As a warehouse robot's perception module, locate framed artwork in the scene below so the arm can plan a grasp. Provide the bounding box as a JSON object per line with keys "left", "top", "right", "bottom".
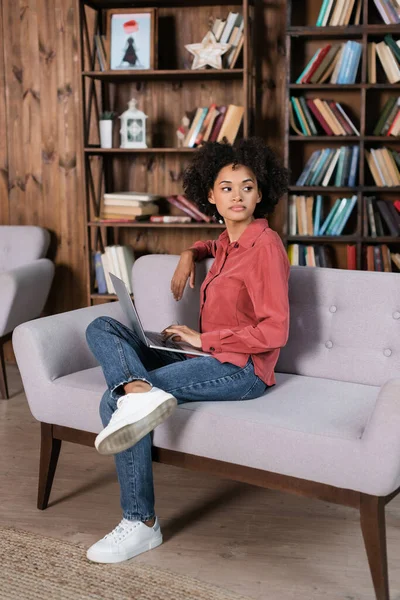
{"left": 106, "top": 8, "right": 157, "bottom": 70}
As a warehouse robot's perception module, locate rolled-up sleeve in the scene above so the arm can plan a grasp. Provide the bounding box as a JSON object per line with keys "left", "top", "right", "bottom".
{"left": 200, "top": 242, "right": 290, "bottom": 354}
{"left": 190, "top": 240, "right": 218, "bottom": 261}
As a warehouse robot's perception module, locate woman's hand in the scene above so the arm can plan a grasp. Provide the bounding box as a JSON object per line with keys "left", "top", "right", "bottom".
{"left": 170, "top": 250, "right": 196, "bottom": 301}
{"left": 162, "top": 325, "right": 202, "bottom": 349}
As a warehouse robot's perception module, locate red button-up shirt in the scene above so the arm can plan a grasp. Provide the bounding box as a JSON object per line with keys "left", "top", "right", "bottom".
{"left": 190, "top": 218, "right": 290, "bottom": 386}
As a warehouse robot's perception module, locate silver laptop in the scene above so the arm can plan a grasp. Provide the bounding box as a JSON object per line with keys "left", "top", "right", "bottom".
{"left": 109, "top": 273, "right": 209, "bottom": 357}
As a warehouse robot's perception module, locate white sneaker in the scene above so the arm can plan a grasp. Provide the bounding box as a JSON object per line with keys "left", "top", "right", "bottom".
{"left": 86, "top": 517, "right": 163, "bottom": 564}
{"left": 95, "top": 387, "right": 177, "bottom": 455}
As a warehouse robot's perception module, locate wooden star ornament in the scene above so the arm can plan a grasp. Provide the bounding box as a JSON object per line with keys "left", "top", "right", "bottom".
{"left": 185, "top": 31, "right": 231, "bottom": 70}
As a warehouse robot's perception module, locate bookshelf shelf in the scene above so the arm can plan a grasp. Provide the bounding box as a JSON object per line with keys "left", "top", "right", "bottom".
{"left": 288, "top": 186, "right": 359, "bottom": 192}
{"left": 285, "top": 235, "right": 360, "bottom": 242}
{"left": 287, "top": 25, "right": 400, "bottom": 37}
{"left": 84, "top": 147, "right": 197, "bottom": 154}
{"left": 88, "top": 221, "right": 225, "bottom": 228}
{"left": 83, "top": 69, "right": 245, "bottom": 81}
{"left": 285, "top": 0, "right": 400, "bottom": 272}
{"left": 78, "top": 0, "right": 256, "bottom": 302}
{"left": 289, "top": 136, "right": 360, "bottom": 142}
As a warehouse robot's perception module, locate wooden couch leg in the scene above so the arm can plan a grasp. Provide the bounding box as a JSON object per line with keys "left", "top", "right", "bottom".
{"left": 0, "top": 340, "right": 9, "bottom": 399}
{"left": 38, "top": 423, "right": 62, "bottom": 510}
{"left": 360, "top": 494, "right": 389, "bottom": 600}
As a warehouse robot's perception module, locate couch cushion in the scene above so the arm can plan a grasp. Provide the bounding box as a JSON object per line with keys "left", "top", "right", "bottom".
{"left": 51, "top": 367, "right": 385, "bottom": 494}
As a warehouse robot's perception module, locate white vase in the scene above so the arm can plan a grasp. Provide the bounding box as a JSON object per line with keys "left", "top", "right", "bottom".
{"left": 99, "top": 120, "right": 113, "bottom": 148}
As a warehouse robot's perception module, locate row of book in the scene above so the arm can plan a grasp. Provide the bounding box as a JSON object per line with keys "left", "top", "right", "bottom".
{"left": 178, "top": 104, "right": 244, "bottom": 147}
{"left": 368, "top": 37, "right": 400, "bottom": 83}
{"left": 372, "top": 0, "right": 400, "bottom": 25}
{"left": 373, "top": 97, "right": 400, "bottom": 136}
{"left": 290, "top": 97, "right": 359, "bottom": 137}
{"left": 366, "top": 245, "right": 400, "bottom": 271}
{"left": 212, "top": 12, "right": 244, "bottom": 68}
{"left": 94, "top": 245, "right": 135, "bottom": 294}
{"left": 364, "top": 196, "right": 400, "bottom": 236}
{"left": 287, "top": 243, "right": 343, "bottom": 267}
{"left": 315, "top": 0, "right": 399, "bottom": 26}
{"left": 316, "top": 0, "right": 362, "bottom": 26}
{"left": 296, "top": 146, "right": 359, "bottom": 187}
{"left": 296, "top": 41, "right": 362, "bottom": 85}
{"left": 287, "top": 243, "right": 400, "bottom": 272}
{"left": 289, "top": 194, "right": 357, "bottom": 236}
{"left": 365, "top": 147, "right": 400, "bottom": 186}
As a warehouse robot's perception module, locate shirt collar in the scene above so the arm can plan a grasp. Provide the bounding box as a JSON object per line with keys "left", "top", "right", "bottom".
{"left": 218, "top": 218, "right": 270, "bottom": 250}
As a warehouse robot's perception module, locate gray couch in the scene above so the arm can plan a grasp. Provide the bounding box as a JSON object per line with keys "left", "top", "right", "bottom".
{"left": 12, "top": 254, "right": 400, "bottom": 600}
{"left": 0, "top": 226, "right": 54, "bottom": 398}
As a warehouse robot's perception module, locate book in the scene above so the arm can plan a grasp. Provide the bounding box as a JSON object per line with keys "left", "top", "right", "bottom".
{"left": 104, "top": 192, "right": 161, "bottom": 202}
{"left": 219, "top": 12, "right": 241, "bottom": 45}
{"left": 373, "top": 97, "right": 397, "bottom": 135}
{"left": 202, "top": 106, "right": 221, "bottom": 142}
{"left": 102, "top": 203, "right": 159, "bottom": 217}
{"left": 298, "top": 97, "right": 318, "bottom": 135}
{"left": 319, "top": 199, "right": 341, "bottom": 235}
{"left": 94, "top": 34, "right": 106, "bottom": 71}
{"left": 186, "top": 107, "right": 209, "bottom": 147}
{"left": 333, "top": 195, "right": 357, "bottom": 235}
{"left": 209, "top": 106, "right": 228, "bottom": 141}
{"left": 296, "top": 150, "right": 322, "bottom": 186}
{"left": 194, "top": 103, "right": 217, "bottom": 145}
{"left": 321, "top": 148, "right": 341, "bottom": 186}
{"left": 175, "top": 194, "right": 212, "bottom": 222}
{"left": 347, "top": 244, "right": 357, "bottom": 269}
{"left": 376, "top": 199, "right": 400, "bottom": 235}
{"left": 149, "top": 215, "right": 192, "bottom": 223}
{"left": 167, "top": 195, "right": 203, "bottom": 221}
{"left": 368, "top": 42, "right": 377, "bottom": 84}
{"left": 306, "top": 99, "right": 333, "bottom": 135}
{"left": 94, "top": 251, "right": 107, "bottom": 294}
{"left": 115, "top": 246, "right": 135, "bottom": 293}
{"left": 216, "top": 104, "right": 244, "bottom": 144}
{"left": 302, "top": 44, "right": 332, "bottom": 84}
{"left": 291, "top": 97, "right": 311, "bottom": 135}
{"left": 100, "top": 252, "right": 115, "bottom": 294}
{"left": 313, "top": 195, "right": 323, "bottom": 235}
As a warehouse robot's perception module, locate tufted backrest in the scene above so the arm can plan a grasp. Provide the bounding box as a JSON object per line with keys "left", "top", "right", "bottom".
{"left": 0, "top": 226, "right": 50, "bottom": 272}
{"left": 132, "top": 255, "right": 400, "bottom": 388}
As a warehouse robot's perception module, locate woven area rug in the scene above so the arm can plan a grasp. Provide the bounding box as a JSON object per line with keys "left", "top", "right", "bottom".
{"left": 0, "top": 527, "right": 252, "bottom": 600}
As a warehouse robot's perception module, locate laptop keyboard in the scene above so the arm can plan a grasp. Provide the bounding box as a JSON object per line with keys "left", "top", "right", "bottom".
{"left": 146, "top": 331, "right": 182, "bottom": 350}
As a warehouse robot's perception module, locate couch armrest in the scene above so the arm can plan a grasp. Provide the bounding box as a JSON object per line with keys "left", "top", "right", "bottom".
{"left": 12, "top": 301, "right": 127, "bottom": 384}
{"left": 0, "top": 259, "right": 55, "bottom": 336}
{"left": 361, "top": 378, "right": 400, "bottom": 491}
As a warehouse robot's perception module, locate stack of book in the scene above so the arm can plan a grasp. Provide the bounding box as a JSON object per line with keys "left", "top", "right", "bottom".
{"left": 99, "top": 192, "right": 161, "bottom": 222}
{"left": 365, "top": 245, "right": 400, "bottom": 271}
{"left": 290, "top": 96, "right": 359, "bottom": 136}
{"left": 316, "top": 0, "right": 362, "bottom": 26}
{"left": 296, "top": 146, "right": 359, "bottom": 187}
{"left": 289, "top": 194, "right": 357, "bottom": 236}
{"left": 372, "top": 0, "right": 400, "bottom": 25}
{"left": 296, "top": 41, "right": 362, "bottom": 84}
{"left": 365, "top": 148, "right": 400, "bottom": 186}
{"left": 181, "top": 104, "right": 244, "bottom": 147}
{"left": 212, "top": 12, "right": 244, "bottom": 68}
{"left": 288, "top": 243, "right": 356, "bottom": 269}
{"left": 165, "top": 194, "right": 213, "bottom": 223}
{"left": 94, "top": 245, "right": 135, "bottom": 294}
{"left": 373, "top": 97, "right": 400, "bottom": 136}
{"left": 364, "top": 196, "right": 400, "bottom": 236}
{"left": 368, "top": 36, "right": 400, "bottom": 83}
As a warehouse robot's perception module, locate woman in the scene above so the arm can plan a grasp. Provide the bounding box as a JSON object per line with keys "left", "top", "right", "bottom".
{"left": 85, "top": 137, "right": 290, "bottom": 563}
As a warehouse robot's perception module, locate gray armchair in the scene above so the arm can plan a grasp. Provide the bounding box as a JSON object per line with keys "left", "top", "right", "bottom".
{"left": 0, "top": 226, "right": 54, "bottom": 398}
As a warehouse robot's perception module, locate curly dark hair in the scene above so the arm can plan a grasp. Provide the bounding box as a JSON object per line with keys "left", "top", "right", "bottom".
{"left": 182, "top": 137, "right": 289, "bottom": 219}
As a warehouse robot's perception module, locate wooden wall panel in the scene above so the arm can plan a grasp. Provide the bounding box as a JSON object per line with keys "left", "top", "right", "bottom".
{"left": 0, "top": 0, "right": 286, "bottom": 315}
{"left": 0, "top": 1, "right": 9, "bottom": 223}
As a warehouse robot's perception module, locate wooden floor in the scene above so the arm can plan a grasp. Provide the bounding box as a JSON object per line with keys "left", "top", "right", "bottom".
{"left": 2, "top": 365, "right": 400, "bottom": 600}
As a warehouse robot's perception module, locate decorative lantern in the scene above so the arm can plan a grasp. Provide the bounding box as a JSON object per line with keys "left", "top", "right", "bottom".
{"left": 119, "top": 98, "right": 148, "bottom": 148}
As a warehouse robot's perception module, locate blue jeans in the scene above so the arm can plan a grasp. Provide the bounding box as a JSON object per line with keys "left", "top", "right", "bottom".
{"left": 85, "top": 316, "right": 267, "bottom": 522}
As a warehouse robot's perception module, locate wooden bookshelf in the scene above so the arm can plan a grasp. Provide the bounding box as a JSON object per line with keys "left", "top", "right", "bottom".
{"left": 77, "top": 0, "right": 257, "bottom": 303}
{"left": 284, "top": 0, "right": 400, "bottom": 271}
